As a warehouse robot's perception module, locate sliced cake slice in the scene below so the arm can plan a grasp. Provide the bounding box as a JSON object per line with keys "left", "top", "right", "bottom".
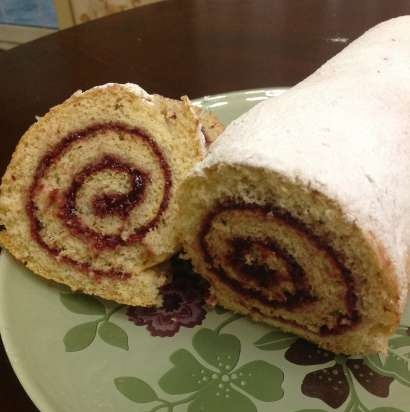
{"left": 0, "top": 83, "right": 224, "bottom": 306}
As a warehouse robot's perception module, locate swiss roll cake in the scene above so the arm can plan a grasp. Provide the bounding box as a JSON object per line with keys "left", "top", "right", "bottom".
{"left": 0, "top": 83, "right": 223, "bottom": 306}
{"left": 178, "top": 17, "right": 410, "bottom": 354}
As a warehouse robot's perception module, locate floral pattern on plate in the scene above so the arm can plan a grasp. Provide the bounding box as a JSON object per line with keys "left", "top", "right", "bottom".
{"left": 57, "top": 257, "right": 410, "bottom": 412}
{"left": 127, "top": 259, "right": 208, "bottom": 337}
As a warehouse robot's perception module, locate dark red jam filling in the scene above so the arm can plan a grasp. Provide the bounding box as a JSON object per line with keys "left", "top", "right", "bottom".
{"left": 199, "top": 201, "right": 360, "bottom": 335}
{"left": 89, "top": 158, "right": 146, "bottom": 218}
{"left": 61, "top": 154, "right": 150, "bottom": 249}
{"left": 227, "top": 237, "right": 315, "bottom": 308}
{"left": 27, "top": 122, "right": 172, "bottom": 278}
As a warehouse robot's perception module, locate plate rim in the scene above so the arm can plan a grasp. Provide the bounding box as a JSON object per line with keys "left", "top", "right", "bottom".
{"left": 0, "top": 250, "right": 59, "bottom": 412}
{"left": 191, "top": 86, "right": 288, "bottom": 105}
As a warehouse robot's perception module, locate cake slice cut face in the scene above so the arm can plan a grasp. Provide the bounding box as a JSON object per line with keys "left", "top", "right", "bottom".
{"left": 0, "top": 83, "right": 220, "bottom": 306}
{"left": 179, "top": 165, "right": 402, "bottom": 355}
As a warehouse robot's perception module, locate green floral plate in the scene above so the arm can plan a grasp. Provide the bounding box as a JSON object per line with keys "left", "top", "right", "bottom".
{"left": 1, "top": 89, "right": 409, "bottom": 412}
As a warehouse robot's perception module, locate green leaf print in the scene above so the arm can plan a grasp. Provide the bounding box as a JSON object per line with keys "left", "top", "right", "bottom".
{"left": 254, "top": 329, "right": 297, "bottom": 350}
{"left": 188, "top": 381, "right": 256, "bottom": 412}
{"left": 344, "top": 401, "right": 370, "bottom": 412}
{"left": 366, "top": 353, "right": 383, "bottom": 369}
{"left": 389, "top": 336, "right": 410, "bottom": 350}
{"left": 365, "top": 351, "right": 410, "bottom": 386}
{"left": 60, "top": 293, "right": 105, "bottom": 315}
{"left": 63, "top": 321, "right": 98, "bottom": 352}
{"left": 395, "top": 326, "right": 410, "bottom": 336}
{"left": 193, "top": 328, "right": 240, "bottom": 372}
{"left": 214, "top": 306, "right": 228, "bottom": 315}
{"left": 231, "top": 360, "right": 284, "bottom": 401}
{"left": 159, "top": 349, "right": 214, "bottom": 395}
{"left": 98, "top": 321, "right": 129, "bottom": 350}
{"left": 53, "top": 282, "right": 72, "bottom": 294}
{"left": 60, "top": 292, "right": 127, "bottom": 352}
{"left": 114, "top": 377, "right": 158, "bottom": 403}
{"left": 381, "top": 352, "right": 410, "bottom": 385}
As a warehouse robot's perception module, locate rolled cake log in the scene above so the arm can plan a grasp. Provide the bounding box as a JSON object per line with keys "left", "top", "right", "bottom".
{"left": 178, "top": 17, "right": 410, "bottom": 354}
{"left": 0, "top": 83, "right": 223, "bottom": 306}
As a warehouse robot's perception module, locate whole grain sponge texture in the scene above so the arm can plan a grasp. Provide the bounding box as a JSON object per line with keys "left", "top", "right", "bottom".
{"left": 0, "top": 83, "right": 223, "bottom": 306}
{"left": 178, "top": 17, "right": 410, "bottom": 354}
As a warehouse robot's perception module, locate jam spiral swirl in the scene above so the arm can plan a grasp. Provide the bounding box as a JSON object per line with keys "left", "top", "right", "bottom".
{"left": 27, "top": 122, "right": 172, "bottom": 278}
{"left": 199, "top": 202, "right": 360, "bottom": 335}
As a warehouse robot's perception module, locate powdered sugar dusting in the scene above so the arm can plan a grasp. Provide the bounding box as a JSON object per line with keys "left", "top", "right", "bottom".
{"left": 195, "top": 16, "right": 410, "bottom": 304}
